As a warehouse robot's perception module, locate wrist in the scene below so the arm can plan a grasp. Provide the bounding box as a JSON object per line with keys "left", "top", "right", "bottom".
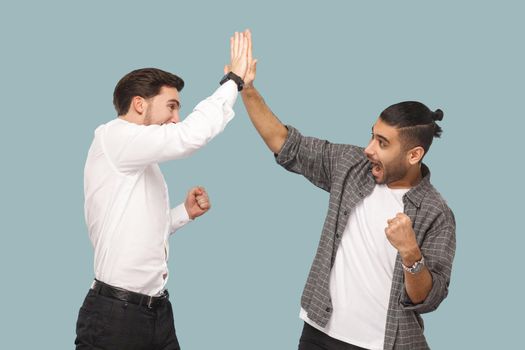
{"left": 184, "top": 203, "right": 195, "bottom": 220}
{"left": 400, "top": 246, "right": 422, "bottom": 267}
{"left": 241, "top": 83, "right": 255, "bottom": 95}
{"left": 220, "top": 72, "right": 244, "bottom": 91}
{"left": 402, "top": 254, "right": 425, "bottom": 275}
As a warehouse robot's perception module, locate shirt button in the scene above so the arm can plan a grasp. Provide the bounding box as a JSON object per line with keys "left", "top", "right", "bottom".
{"left": 335, "top": 233, "right": 340, "bottom": 239}
{"left": 343, "top": 210, "right": 348, "bottom": 216}
{"left": 325, "top": 307, "right": 332, "bottom": 312}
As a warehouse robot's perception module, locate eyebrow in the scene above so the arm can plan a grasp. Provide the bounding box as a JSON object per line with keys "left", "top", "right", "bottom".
{"left": 167, "top": 99, "right": 180, "bottom": 106}
{"left": 371, "top": 126, "right": 390, "bottom": 144}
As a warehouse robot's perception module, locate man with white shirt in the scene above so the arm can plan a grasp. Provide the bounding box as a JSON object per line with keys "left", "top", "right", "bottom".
{"left": 240, "top": 33, "right": 455, "bottom": 350}
{"left": 75, "top": 31, "right": 250, "bottom": 350}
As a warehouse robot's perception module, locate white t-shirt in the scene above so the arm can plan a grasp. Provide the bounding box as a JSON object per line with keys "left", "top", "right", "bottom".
{"left": 301, "top": 184, "right": 408, "bottom": 350}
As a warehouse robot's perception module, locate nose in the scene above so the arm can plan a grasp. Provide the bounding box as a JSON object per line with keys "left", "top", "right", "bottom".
{"left": 364, "top": 139, "right": 375, "bottom": 158}
{"left": 170, "top": 112, "right": 180, "bottom": 124}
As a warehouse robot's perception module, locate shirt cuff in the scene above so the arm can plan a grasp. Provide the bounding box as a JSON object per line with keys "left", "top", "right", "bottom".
{"left": 399, "top": 271, "right": 445, "bottom": 314}
{"left": 169, "top": 203, "right": 193, "bottom": 234}
{"left": 213, "top": 79, "right": 238, "bottom": 108}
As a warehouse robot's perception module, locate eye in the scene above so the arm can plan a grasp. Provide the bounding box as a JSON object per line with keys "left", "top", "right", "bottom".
{"left": 168, "top": 103, "right": 180, "bottom": 111}
{"left": 379, "top": 140, "right": 385, "bottom": 148}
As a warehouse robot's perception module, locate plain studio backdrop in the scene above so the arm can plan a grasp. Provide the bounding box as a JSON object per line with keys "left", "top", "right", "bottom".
{"left": 1, "top": 1, "right": 522, "bottom": 348}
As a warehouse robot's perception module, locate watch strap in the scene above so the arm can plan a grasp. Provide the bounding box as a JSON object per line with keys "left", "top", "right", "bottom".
{"left": 220, "top": 72, "right": 244, "bottom": 91}
{"left": 402, "top": 255, "right": 425, "bottom": 274}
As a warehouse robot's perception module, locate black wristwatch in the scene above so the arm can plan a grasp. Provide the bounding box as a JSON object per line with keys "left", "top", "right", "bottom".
{"left": 220, "top": 72, "right": 244, "bottom": 91}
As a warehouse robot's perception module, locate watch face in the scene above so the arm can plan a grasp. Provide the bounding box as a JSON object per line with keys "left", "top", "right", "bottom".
{"left": 412, "top": 262, "right": 423, "bottom": 273}
{"left": 403, "top": 256, "right": 424, "bottom": 274}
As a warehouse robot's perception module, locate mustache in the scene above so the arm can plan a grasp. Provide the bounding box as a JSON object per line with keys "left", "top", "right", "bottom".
{"left": 366, "top": 156, "right": 381, "bottom": 165}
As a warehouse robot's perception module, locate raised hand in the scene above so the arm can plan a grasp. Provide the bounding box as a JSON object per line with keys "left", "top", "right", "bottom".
{"left": 184, "top": 186, "right": 211, "bottom": 220}
{"left": 229, "top": 31, "right": 249, "bottom": 80}
{"left": 243, "top": 29, "right": 257, "bottom": 87}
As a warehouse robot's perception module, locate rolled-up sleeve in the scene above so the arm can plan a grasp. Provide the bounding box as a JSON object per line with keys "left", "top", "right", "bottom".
{"left": 400, "top": 222, "right": 456, "bottom": 313}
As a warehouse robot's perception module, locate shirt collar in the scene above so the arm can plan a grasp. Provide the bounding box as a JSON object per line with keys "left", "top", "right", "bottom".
{"left": 404, "top": 163, "right": 432, "bottom": 208}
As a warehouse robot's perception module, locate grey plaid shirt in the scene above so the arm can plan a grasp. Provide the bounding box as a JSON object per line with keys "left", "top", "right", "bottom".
{"left": 275, "top": 126, "right": 456, "bottom": 350}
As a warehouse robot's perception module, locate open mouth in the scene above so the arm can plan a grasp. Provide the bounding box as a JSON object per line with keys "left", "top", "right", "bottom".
{"left": 369, "top": 159, "right": 383, "bottom": 178}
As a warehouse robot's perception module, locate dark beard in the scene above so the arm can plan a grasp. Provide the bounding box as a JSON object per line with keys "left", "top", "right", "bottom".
{"left": 382, "top": 155, "right": 409, "bottom": 185}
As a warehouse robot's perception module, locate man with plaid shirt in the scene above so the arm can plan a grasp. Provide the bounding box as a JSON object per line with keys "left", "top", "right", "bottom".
{"left": 239, "top": 32, "right": 455, "bottom": 350}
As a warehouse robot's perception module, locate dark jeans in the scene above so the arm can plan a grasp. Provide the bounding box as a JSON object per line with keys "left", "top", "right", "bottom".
{"left": 298, "top": 322, "right": 368, "bottom": 350}
{"left": 75, "top": 288, "right": 180, "bottom": 350}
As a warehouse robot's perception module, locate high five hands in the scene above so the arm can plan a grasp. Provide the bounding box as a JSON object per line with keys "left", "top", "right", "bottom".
{"left": 225, "top": 29, "right": 257, "bottom": 87}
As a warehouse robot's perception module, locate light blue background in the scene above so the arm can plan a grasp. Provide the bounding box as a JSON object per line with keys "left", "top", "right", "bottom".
{"left": 1, "top": 0, "right": 523, "bottom": 348}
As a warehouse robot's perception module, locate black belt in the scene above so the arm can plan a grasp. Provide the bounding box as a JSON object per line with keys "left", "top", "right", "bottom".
{"left": 91, "top": 279, "right": 169, "bottom": 309}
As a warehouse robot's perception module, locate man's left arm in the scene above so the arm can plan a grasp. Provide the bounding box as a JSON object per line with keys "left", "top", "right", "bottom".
{"left": 386, "top": 212, "right": 456, "bottom": 313}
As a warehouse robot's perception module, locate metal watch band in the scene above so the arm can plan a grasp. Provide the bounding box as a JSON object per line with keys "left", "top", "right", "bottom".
{"left": 402, "top": 255, "right": 425, "bottom": 274}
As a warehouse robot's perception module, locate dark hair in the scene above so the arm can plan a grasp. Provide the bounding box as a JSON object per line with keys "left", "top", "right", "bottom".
{"left": 113, "top": 68, "right": 184, "bottom": 115}
{"left": 379, "top": 101, "right": 443, "bottom": 154}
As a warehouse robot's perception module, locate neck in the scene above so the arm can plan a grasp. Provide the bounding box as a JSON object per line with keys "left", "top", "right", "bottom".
{"left": 119, "top": 113, "right": 145, "bottom": 125}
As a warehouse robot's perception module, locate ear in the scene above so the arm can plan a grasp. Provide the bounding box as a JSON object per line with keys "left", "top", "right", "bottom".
{"left": 407, "top": 146, "right": 425, "bottom": 165}
{"left": 131, "top": 96, "right": 147, "bottom": 115}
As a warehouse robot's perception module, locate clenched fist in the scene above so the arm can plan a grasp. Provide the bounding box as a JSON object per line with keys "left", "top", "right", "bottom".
{"left": 184, "top": 186, "right": 211, "bottom": 220}
{"left": 385, "top": 213, "right": 421, "bottom": 266}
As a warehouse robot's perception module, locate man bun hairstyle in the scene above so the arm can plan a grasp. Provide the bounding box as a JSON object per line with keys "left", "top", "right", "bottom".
{"left": 433, "top": 108, "right": 444, "bottom": 122}
{"left": 380, "top": 101, "right": 444, "bottom": 154}
{"left": 113, "top": 68, "right": 185, "bottom": 116}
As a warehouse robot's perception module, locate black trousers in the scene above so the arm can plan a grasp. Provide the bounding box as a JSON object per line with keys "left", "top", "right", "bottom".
{"left": 298, "top": 322, "right": 368, "bottom": 350}
{"left": 75, "top": 288, "right": 180, "bottom": 350}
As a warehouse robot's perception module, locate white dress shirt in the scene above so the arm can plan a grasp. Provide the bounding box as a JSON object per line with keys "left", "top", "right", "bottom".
{"left": 84, "top": 80, "right": 238, "bottom": 296}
